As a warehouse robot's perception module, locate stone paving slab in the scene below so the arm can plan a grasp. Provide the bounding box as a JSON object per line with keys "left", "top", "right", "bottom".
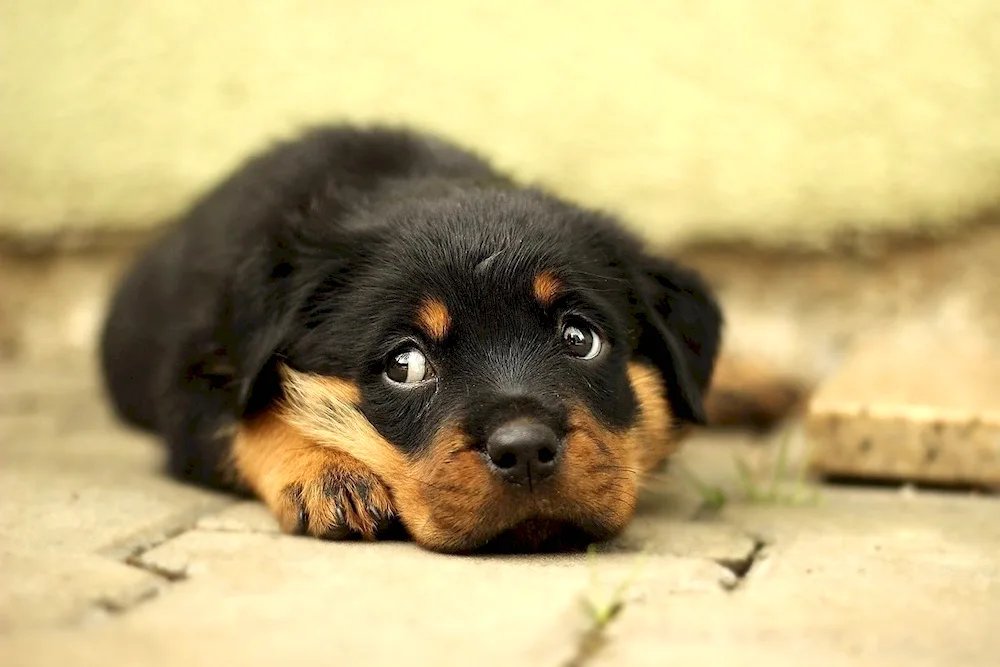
{"left": 596, "top": 489, "right": 1000, "bottom": 667}
{"left": 0, "top": 464, "right": 230, "bottom": 558}
{"left": 0, "top": 364, "right": 232, "bottom": 633}
{"left": 0, "top": 530, "right": 741, "bottom": 667}
{"left": 0, "top": 552, "right": 159, "bottom": 632}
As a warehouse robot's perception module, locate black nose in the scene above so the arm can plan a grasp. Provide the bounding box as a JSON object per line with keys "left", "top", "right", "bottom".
{"left": 485, "top": 421, "right": 561, "bottom": 488}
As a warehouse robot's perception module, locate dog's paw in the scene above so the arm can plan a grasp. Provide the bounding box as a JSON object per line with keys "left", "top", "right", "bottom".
{"left": 271, "top": 450, "right": 395, "bottom": 540}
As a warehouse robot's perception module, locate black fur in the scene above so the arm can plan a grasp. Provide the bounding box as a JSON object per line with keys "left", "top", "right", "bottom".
{"left": 99, "top": 125, "right": 722, "bottom": 490}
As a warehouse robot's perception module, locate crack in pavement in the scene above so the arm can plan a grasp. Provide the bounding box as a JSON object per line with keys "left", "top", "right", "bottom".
{"left": 714, "top": 535, "right": 768, "bottom": 591}
{"left": 561, "top": 621, "right": 616, "bottom": 667}
{"left": 90, "top": 530, "right": 191, "bottom": 617}
{"left": 560, "top": 599, "right": 627, "bottom": 667}
{"left": 86, "top": 506, "right": 229, "bottom": 618}
{"left": 99, "top": 500, "right": 234, "bottom": 561}
{"left": 559, "top": 530, "right": 771, "bottom": 665}
{"left": 123, "top": 552, "right": 188, "bottom": 583}
{"left": 92, "top": 585, "right": 161, "bottom": 616}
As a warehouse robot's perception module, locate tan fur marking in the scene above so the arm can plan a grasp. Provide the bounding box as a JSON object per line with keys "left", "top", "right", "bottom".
{"left": 276, "top": 367, "right": 408, "bottom": 482}
{"left": 276, "top": 367, "right": 498, "bottom": 551}
{"left": 416, "top": 298, "right": 451, "bottom": 342}
{"left": 532, "top": 271, "right": 563, "bottom": 307}
{"left": 626, "top": 361, "right": 678, "bottom": 472}
{"left": 233, "top": 386, "right": 393, "bottom": 539}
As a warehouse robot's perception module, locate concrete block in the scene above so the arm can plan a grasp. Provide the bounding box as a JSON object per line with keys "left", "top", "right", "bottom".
{"left": 805, "top": 325, "right": 1000, "bottom": 487}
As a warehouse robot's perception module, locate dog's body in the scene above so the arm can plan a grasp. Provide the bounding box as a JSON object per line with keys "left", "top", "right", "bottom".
{"left": 100, "top": 125, "right": 783, "bottom": 552}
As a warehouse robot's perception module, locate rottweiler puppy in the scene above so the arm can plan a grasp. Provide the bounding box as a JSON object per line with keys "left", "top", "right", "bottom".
{"left": 99, "top": 125, "right": 735, "bottom": 553}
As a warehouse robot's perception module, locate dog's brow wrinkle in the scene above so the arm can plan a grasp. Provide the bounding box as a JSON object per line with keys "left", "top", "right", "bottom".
{"left": 473, "top": 249, "right": 505, "bottom": 275}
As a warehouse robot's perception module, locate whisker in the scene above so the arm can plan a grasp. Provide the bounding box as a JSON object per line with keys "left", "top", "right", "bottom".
{"left": 589, "top": 464, "right": 644, "bottom": 476}
{"left": 391, "top": 469, "right": 462, "bottom": 495}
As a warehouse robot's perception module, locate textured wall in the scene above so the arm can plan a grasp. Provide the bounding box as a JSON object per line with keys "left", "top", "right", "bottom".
{"left": 2, "top": 0, "right": 999, "bottom": 247}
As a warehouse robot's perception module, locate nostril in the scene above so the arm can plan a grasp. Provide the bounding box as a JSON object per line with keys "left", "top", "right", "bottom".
{"left": 495, "top": 451, "right": 518, "bottom": 470}
{"left": 536, "top": 447, "right": 555, "bottom": 465}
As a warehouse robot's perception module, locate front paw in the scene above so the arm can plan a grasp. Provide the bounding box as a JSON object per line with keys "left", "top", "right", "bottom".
{"left": 272, "top": 451, "right": 395, "bottom": 540}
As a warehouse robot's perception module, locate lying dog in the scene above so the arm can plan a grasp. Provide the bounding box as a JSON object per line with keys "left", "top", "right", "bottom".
{"left": 100, "top": 125, "right": 794, "bottom": 553}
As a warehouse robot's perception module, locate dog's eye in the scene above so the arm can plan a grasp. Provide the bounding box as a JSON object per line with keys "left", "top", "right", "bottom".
{"left": 561, "top": 321, "right": 602, "bottom": 360}
{"left": 385, "top": 347, "right": 435, "bottom": 385}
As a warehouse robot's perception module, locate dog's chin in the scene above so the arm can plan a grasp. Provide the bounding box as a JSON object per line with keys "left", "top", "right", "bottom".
{"left": 472, "top": 518, "right": 611, "bottom": 554}
{"left": 399, "top": 507, "right": 630, "bottom": 554}
{"left": 424, "top": 505, "right": 629, "bottom": 554}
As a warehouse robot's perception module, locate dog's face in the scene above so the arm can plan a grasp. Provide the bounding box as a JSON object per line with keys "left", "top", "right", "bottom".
{"left": 245, "top": 188, "right": 721, "bottom": 552}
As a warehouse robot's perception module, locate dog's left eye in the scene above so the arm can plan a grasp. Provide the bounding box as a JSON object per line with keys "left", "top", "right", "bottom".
{"left": 562, "top": 321, "right": 602, "bottom": 360}
{"left": 385, "top": 347, "right": 435, "bottom": 385}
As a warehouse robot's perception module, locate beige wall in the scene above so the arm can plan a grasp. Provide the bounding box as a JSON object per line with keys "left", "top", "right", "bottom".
{"left": 2, "top": 0, "right": 1000, "bottom": 247}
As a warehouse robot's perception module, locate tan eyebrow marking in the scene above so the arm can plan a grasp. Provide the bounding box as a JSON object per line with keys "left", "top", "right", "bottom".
{"left": 533, "top": 271, "right": 563, "bottom": 307}
{"left": 416, "top": 297, "right": 451, "bottom": 342}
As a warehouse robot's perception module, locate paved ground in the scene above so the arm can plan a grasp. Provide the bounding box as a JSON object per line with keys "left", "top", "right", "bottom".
{"left": 1, "top": 361, "right": 997, "bottom": 667}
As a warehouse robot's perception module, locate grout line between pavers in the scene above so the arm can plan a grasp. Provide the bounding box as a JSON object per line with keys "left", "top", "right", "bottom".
{"left": 89, "top": 531, "right": 192, "bottom": 618}
{"left": 92, "top": 585, "right": 161, "bottom": 617}
{"left": 559, "top": 526, "right": 772, "bottom": 665}
{"left": 714, "top": 534, "right": 768, "bottom": 592}
{"left": 88, "top": 501, "right": 234, "bottom": 618}
{"left": 558, "top": 544, "right": 653, "bottom": 667}
{"left": 98, "top": 500, "right": 235, "bottom": 561}
{"left": 559, "top": 597, "right": 627, "bottom": 667}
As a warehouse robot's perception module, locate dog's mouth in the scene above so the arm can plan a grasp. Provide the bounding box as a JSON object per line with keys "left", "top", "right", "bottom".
{"left": 404, "top": 501, "right": 626, "bottom": 554}
{"left": 383, "top": 487, "right": 629, "bottom": 553}
{"left": 471, "top": 518, "right": 603, "bottom": 554}
{"left": 377, "top": 515, "right": 603, "bottom": 554}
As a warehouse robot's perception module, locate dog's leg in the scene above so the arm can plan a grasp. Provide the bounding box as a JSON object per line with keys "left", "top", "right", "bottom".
{"left": 703, "top": 353, "right": 810, "bottom": 431}
{"left": 231, "top": 410, "right": 396, "bottom": 540}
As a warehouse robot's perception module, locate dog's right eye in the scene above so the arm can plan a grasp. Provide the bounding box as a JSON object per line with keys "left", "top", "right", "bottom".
{"left": 561, "top": 320, "right": 602, "bottom": 360}
{"left": 385, "top": 347, "right": 435, "bottom": 385}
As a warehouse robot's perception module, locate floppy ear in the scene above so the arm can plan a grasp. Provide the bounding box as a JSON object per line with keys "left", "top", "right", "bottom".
{"left": 228, "top": 249, "right": 315, "bottom": 416}
{"left": 228, "top": 227, "right": 373, "bottom": 417}
{"left": 629, "top": 254, "right": 723, "bottom": 426}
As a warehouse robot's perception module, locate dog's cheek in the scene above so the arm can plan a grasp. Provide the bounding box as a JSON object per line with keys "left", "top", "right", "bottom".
{"left": 559, "top": 407, "right": 642, "bottom": 538}
{"left": 559, "top": 360, "right": 679, "bottom": 538}
{"left": 626, "top": 361, "right": 679, "bottom": 472}
{"left": 394, "top": 425, "right": 506, "bottom": 553}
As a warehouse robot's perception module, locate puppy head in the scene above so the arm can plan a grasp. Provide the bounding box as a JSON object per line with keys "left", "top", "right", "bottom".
{"left": 252, "top": 188, "right": 722, "bottom": 552}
